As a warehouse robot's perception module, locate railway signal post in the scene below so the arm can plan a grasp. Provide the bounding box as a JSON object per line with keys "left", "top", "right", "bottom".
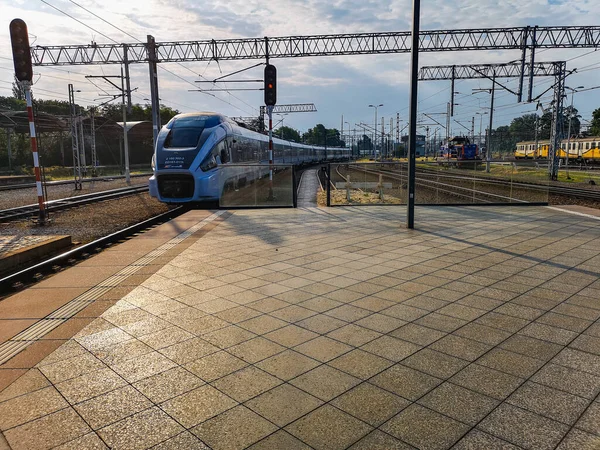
{"left": 10, "top": 18, "right": 47, "bottom": 224}
{"left": 264, "top": 64, "right": 277, "bottom": 201}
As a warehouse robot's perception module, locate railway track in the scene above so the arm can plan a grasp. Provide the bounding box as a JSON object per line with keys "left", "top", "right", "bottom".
{"left": 0, "top": 173, "right": 152, "bottom": 191}
{"left": 344, "top": 165, "right": 526, "bottom": 204}
{"left": 414, "top": 166, "right": 600, "bottom": 201}
{"left": 0, "top": 205, "right": 187, "bottom": 294}
{"left": 0, "top": 184, "right": 149, "bottom": 222}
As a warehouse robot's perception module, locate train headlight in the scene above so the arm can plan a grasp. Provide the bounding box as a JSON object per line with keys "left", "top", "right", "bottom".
{"left": 151, "top": 154, "right": 156, "bottom": 171}
{"left": 200, "top": 154, "right": 217, "bottom": 172}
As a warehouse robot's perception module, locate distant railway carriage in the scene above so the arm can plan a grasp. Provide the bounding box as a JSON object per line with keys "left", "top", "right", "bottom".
{"left": 515, "top": 141, "right": 550, "bottom": 159}
{"left": 149, "top": 112, "right": 350, "bottom": 204}
{"left": 439, "top": 136, "right": 479, "bottom": 161}
{"left": 515, "top": 137, "right": 600, "bottom": 162}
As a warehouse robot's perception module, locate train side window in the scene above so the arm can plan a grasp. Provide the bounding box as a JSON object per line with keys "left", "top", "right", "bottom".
{"left": 593, "top": 142, "right": 597, "bottom": 149}
{"left": 220, "top": 141, "right": 231, "bottom": 163}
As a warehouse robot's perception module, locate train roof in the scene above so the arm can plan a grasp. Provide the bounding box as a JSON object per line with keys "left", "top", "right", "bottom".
{"left": 516, "top": 136, "right": 600, "bottom": 145}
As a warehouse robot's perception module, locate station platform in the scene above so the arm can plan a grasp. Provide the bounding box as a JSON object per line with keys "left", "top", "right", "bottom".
{"left": 1, "top": 204, "right": 600, "bottom": 450}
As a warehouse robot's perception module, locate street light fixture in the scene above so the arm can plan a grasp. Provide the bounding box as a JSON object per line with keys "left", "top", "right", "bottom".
{"left": 475, "top": 111, "right": 488, "bottom": 148}
{"left": 369, "top": 104, "right": 383, "bottom": 159}
{"left": 344, "top": 121, "right": 355, "bottom": 158}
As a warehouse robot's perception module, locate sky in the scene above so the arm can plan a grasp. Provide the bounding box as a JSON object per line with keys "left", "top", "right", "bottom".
{"left": 1, "top": 0, "right": 600, "bottom": 141}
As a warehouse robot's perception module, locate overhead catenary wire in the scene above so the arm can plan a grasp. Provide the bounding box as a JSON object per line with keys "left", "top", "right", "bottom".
{"left": 64, "top": 0, "right": 258, "bottom": 115}
{"left": 36, "top": 0, "right": 258, "bottom": 116}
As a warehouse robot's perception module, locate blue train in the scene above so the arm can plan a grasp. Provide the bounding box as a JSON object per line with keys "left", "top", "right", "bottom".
{"left": 439, "top": 136, "right": 480, "bottom": 161}
{"left": 149, "top": 112, "right": 350, "bottom": 203}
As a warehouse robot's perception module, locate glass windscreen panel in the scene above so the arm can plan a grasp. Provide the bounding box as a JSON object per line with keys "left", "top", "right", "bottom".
{"left": 164, "top": 115, "right": 221, "bottom": 148}
{"left": 324, "top": 161, "right": 550, "bottom": 206}
{"left": 328, "top": 163, "right": 407, "bottom": 206}
{"left": 219, "top": 164, "right": 295, "bottom": 207}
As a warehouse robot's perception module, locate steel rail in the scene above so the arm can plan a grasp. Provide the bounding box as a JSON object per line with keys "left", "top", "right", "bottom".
{"left": 415, "top": 166, "right": 600, "bottom": 200}
{"left": 0, "top": 185, "right": 148, "bottom": 221}
{"left": 349, "top": 165, "right": 522, "bottom": 203}
{"left": 0, "top": 173, "right": 152, "bottom": 191}
{"left": 0, "top": 206, "right": 186, "bottom": 294}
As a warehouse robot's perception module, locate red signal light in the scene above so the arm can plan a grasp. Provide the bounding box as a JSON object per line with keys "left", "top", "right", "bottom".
{"left": 264, "top": 64, "right": 277, "bottom": 106}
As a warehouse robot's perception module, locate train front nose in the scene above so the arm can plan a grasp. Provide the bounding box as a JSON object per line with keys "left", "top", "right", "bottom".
{"left": 157, "top": 174, "right": 195, "bottom": 199}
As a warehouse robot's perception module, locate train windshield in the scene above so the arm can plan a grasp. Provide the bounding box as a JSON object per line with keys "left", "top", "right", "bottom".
{"left": 164, "top": 115, "right": 221, "bottom": 148}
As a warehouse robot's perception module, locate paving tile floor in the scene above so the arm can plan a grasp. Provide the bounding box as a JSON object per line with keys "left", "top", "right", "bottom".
{"left": 1, "top": 205, "right": 600, "bottom": 449}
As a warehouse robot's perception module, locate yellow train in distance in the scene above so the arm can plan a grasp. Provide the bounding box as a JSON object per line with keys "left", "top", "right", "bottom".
{"left": 515, "top": 136, "right": 600, "bottom": 161}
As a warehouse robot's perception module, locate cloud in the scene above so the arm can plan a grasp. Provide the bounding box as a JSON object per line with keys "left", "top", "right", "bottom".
{"left": 1, "top": 0, "right": 600, "bottom": 133}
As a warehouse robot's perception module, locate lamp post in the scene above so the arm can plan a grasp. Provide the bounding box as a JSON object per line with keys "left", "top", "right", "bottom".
{"left": 344, "top": 121, "right": 354, "bottom": 158}
{"left": 369, "top": 104, "right": 383, "bottom": 159}
{"left": 475, "top": 111, "right": 488, "bottom": 149}
{"left": 564, "top": 86, "right": 584, "bottom": 179}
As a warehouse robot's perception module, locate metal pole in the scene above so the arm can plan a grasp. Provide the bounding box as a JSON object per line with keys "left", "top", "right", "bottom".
{"left": 68, "top": 84, "right": 82, "bottom": 189}
{"left": 381, "top": 116, "right": 384, "bottom": 160}
{"left": 326, "top": 163, "right": 331, "bottom": 206}
{"left": 147, "top": 35, "right": 160, "bottom": 150}
{"left": 90, "top": 108, "right": 97, "bottom": 176}
{"left": 267, "top": 105, "right": 274, "bottom": 200}
{"left": 123, "top": 44, "right": 132, "bottom": 114}
{"left": 390, "top": 117, "right": 393, "bottom": 159}
{"left": 121, "top": 66, "right": 131, "bottom": 184}
{"left": 565, "top": 90, "right": 574, "bottom": 179}
{"left": 396, "top": 113, "right": 400, "bottom": 157}
{"left": 518, "top": 26, "right": 529, "bottom": 103}
{"left": 24, "top": 82, "right": 47, "bottom": 224}
{"left": 79, "top": 113, "right": 86, "bottom": 177}
{"left": 6, "top": 128, "right": 12, "bottom": 171}
{"left": 471, "top": 116, "right": 475, "bottom": 142}
{"left": 534, "top": 114, "right": 539, "bottom": 157}
{"left": 292, "top": 166, "right": 297, "bottom": 207}
{"left": 374, "top": 107, "right": 378, "bottom": 159}
{"left": 450, "top": 66, "right": 455, "bottom": 116}
{"left": 407, "top": 0, "right": 420, "bottom": 229}
{"left": 528, "top": 28, "right": 537, "bottom": 103}
{"left": 446, "top": 103, "right": 450, "bottom": 145}
{"left": 486, "top": 71, "right": 496, "bottom": 173}
{"left": 550, "top": 68, "right": 564, "bottom": 180}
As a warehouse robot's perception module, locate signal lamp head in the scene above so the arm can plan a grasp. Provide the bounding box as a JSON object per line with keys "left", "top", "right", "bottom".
{"left": 9, "top": 18, "right": 33, "bottom": 82}
{"left": 264, "top": 64, "right": 277, "bottom": 106}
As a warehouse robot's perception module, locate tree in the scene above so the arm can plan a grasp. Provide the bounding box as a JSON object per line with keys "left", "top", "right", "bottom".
{"left": 563, "top": 105, "right": 581, "bottom": 137}
{"left": 509, "top": 113, "right": 538, "bottom": 141}
{"left": 302, "top": 124, "right": 327, "bottom": 145}
{"left": 590, "top": 108, "right": 600, "bottom": 136}
{"left": 539, "top": 107, "right": 580, "bottom": 139}
{"left": 99, "top": 103, "right": 179, "bottom": 123}
{"left": 302, "top": 124, "right": 345, "bottom": 147}
{"left": 275, "top": 126, "right": 301, "bottom": 142}
{"left": 12, "top": 76, "right": 25, "bottom": 100}
{"left": 491, "top": 125, "right": 516, "bottom": 155}
{"left": 353, "top": 134, "right": 372, "bottom": 157}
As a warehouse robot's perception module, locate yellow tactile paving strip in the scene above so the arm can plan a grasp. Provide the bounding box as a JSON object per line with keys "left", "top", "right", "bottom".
{"left": 1, "top": 205, "right": 600, "bottom": 449}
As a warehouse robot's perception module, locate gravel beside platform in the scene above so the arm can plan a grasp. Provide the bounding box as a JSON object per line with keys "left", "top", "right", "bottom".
{"left": 0, "top": 176, "right": 150, "bottom": 210}
{"left": 0, "top": 193, "right": 172, "bottom": 244}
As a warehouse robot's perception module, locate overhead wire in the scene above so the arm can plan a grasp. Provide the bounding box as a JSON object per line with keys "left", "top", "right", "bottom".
{"left": 34, "top": 0, "right": 256, "bottom": 115}
{"left": 64, "top": 0, "right": 258, "bottom": 115}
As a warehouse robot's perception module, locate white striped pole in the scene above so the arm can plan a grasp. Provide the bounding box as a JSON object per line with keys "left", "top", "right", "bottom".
{"left": 24, "top": 82, "right": 47, "bottom": 224}
{"left": 267, "top": 105, "right": 274, "bottom": 201}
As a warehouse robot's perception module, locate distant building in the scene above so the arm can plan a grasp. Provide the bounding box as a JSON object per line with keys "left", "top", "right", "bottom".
{"left": 401, "top": 135, "right": 425, "bottom": 156}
